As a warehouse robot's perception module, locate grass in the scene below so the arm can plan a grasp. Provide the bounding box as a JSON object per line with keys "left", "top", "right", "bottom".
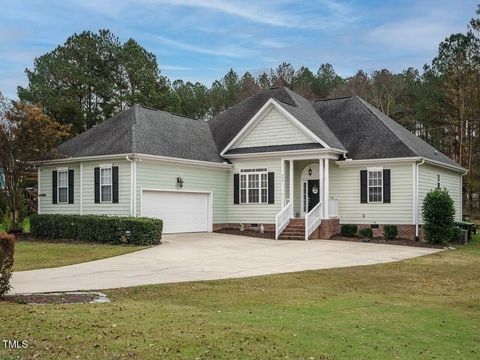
{"left": 13, "top": 241, "right": 148, "bottom": 271}
{"left": 1, "top": 237, "right": 480, "bottom": 359}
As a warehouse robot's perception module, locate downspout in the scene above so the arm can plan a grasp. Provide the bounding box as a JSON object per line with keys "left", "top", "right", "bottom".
{"left": 460, "top": 169, "right": 468, "bottom": 221}
{"left": 126, "top": 155, "right": 136, "bottom": 217}
{"left": 415, "top": 159, "right": 425, "bottom": 241}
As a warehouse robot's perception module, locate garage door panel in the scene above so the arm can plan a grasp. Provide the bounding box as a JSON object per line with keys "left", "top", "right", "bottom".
{"left": 142, "top": 191, "right": 209, "bottom": 233}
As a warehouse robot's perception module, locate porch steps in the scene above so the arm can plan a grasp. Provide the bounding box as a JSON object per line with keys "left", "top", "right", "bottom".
{"left": 278, "top": 219, "right": 305, "bottom": 240}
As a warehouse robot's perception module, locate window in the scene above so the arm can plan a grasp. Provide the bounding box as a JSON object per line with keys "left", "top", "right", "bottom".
{"left": 437, "top": 174, "right": 441, "bottom": 189}
{"left": 58, "top": 170, "right": 68, "bottom": 203}
{"left": 100, "top": 167, "right": 112, "bottom": 202}
{"left": 368, "top": 170, "right": 383, "bottom": 203}
{"left": 239, "top": 169, "right": 268, "bottom": 204}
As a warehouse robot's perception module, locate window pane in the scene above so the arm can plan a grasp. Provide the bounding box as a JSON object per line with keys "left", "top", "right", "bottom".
{"left": 240, "top": 189, "right": 247, "bottom": 203}
{"left": 101, "top": 185, "right": 112, "bottom": 202}
{"left": 261, "top": 174, "right": 267, "bottom": 188}
{"left": 248, "top": 189, "right": 259, "bottom": 203}
{"left": 240, "top": 174, "right": 246, "bottom": 189}
{"left": 58, "top": 171, "right": 68, "bottom": 187}
{"left": 58, "top": 187, "right": 68, "bottom": 203}
{"left": 101, "top": 168, "right": 112, "bottom": 185}
{"left": 261, "top": 189, "right": 268, "bottom": 203}
{"left": 248, "top": 174, "right": 259, "bottom": 188}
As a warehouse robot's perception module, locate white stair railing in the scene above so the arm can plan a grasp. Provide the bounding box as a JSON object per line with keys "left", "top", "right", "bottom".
{"left": 305, "top": 201, "right": 322, "bottom": 240}
{"left": 275, "top": 201, "right": 293, "bottom": 240}
{"left": 329, "top": 198, "right": 339, "bottom": 218}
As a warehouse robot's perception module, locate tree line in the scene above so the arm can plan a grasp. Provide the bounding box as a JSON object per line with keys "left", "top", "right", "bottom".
{"left": 3, "top": 4, "right": 480, "bottom": 217}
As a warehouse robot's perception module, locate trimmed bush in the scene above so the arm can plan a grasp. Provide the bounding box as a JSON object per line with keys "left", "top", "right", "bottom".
{"left": 359, "top": 227, "right": 373, "bottom": 239}
{"left": 341, "top": 224, "right": 357, "bottom": 237}
{"left": 383, "top": 225, "right": 398, "bottom": 240}
{"left": 422, "top": 188, "right": 455, "bottom": 245}
{"left": 30, "top": 214, "right": 162, "bottom": 246}
{"left": 0, "top": 232, "right": 15, "bottom": 296}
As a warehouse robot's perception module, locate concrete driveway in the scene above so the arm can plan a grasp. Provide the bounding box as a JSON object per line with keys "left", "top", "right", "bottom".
{"left": 10, "top": 233, "right": 441, "bottom": 294}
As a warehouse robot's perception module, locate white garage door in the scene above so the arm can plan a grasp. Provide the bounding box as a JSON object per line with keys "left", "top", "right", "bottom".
{"left": 141, "top": 190, "right": 210, "bottom": 233}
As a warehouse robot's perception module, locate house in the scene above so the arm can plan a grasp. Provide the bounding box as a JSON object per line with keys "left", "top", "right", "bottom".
{"left": 37, "top": 87, "right": 465, "bottom": 240}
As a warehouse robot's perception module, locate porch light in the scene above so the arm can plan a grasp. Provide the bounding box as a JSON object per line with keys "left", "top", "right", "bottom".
{"left": 177, "top": 177, "right": 184, "bottom": 188}
{"left": 308, "top": 166, "right": 312, "bottom": 177}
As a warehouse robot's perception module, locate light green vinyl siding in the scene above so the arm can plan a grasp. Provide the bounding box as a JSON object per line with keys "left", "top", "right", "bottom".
{"left": 38, "top": 159, "right": 131, "bottom": 216}
{"left": 38, "top": 164, "right": 81, "bottom": 214}
{"left": 82, "top": 160, "right": 131, "bottom": 216}
{"left": 330, "top": 161, "right": 415, "bottom": 224}
{"left": 235, "top": 107, "right": 313, "bottom": 148}
{"left": 418, "top": 164, "right": 462, "bottom": 222}
{"left": 136, "top": 160, "right": 229, "bottom": 223}
{"left": 227, "top": 158, "right": 282, "bottom": 224}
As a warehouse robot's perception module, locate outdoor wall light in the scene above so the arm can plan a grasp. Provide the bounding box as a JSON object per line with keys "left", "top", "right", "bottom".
{"left": 308, "top": 167, "right": 312, "bottom": 176}
{"left": 177, "top": 177, "right": 184, "bottom": 188}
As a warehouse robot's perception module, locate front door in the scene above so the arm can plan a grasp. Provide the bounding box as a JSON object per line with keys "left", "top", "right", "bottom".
{"left": 307, "top": 180, "right": 320, "bottom": 212}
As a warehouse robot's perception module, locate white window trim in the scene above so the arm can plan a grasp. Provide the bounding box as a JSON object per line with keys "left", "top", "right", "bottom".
{"left": 367, "top": 168, "right": 383, "bottom": 203}
{"left": 57, "top": 168, "right": 69, "bottom": 204}
{"left": 100, "top": 166, "right": 113, "bottom": 203}
{"left": 239, "top": 169, "right": 269, "bottom": 204}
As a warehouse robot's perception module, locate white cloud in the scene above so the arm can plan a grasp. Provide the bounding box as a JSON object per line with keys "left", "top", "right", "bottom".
{"left": 149, "top": 34, "right": 257, "bottom": 58}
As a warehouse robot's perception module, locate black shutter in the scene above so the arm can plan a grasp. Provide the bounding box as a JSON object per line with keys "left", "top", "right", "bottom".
{"left": 360, "top": 170, "right": 367, "bottom": 203}
{"left": 94, "top": 167, "right": 100, "bottom": 203}
{"left": 383, "top": 169, "right": 391, "bottom": 203}
{"left": 112, "top": 166, "right": 119, "bottom": 203}
{"left": 52, "top": 170, "right": 58, "bottom": 204}
{"left": 68, "top": 169, "right": 74, "bottom": 204}
{"left": 233, "top": 174, "right": 239, "bottom": 204}
{"left": 268, "top": 172, "right": 275, "bottom": 204}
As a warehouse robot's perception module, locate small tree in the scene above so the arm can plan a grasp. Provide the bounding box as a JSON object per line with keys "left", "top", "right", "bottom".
{"left": 0, "top": 232, "right": 15, "bottom": 296}
{"left": 422, "top": 188, "right": 455, "bottom": 244}
{"left": 0, "top": 94, "right": 70, "bottom": 232}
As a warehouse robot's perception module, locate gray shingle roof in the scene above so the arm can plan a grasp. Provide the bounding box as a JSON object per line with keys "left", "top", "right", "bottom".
{"left": 57, "top": 87, "right": 462, "bottom": 170}
{"left": 58, "top": 105, "right": 225, "bottom": 163}
{"left": 312, "top": 96, "right": 462, "bottom": 169}
{"left": 208, "top": 87, "right": 346, "bottom": 152}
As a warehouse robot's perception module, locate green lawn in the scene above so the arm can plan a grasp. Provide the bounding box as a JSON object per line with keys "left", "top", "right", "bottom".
{"left": 1, "top": 237, "right": 480, "bottom": 359}
{"left": 14, "top": 241, "right": 148, "bottom": 271}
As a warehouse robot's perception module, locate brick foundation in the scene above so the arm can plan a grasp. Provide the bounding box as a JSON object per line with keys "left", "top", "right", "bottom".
{"left": 356, "top": 224, "right": 423, "bottom": 241}
{"left": 213, "top": 223, "right": 275, "bottom": 233}
{"left": 310, "top": 219, "right": 340, "bottom": 239}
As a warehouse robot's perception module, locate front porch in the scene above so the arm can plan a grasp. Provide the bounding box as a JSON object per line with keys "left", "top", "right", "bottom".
{"left": 275, "top": 157, "right": 339, "bottom": 240}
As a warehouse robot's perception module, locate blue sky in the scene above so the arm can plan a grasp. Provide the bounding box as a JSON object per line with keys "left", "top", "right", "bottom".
{"left": 0, "top": 0, "right": 477, "bottom": 98}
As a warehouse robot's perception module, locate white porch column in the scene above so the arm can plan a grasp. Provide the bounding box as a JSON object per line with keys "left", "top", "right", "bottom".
{"left": 280, "top": 159, "right": 285, "bottom": 207}
{"left": 319, "top": 158, "right": 324, "bottom": 217}
{"left": 323, "top": 159, "right": 329, "bottom": 218}
{"left": 289, "top": 160, "right": 294, "bottom": 205}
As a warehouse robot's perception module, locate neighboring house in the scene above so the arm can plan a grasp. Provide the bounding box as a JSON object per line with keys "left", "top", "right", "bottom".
{"left": 37, "top": 87, "right": 465, "bottom": 240}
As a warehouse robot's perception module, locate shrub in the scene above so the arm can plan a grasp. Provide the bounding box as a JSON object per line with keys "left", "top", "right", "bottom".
{"left": 383, "top": 225, "right": 398, "bottom": 240}
{"left": 422, "top": 188, "right": 455, "bottom": 245}
{"left": 341, "top": 224, "right": 357, "bottom": 237}
{"left": 451, "top": 226, "right": 464, "bottom": 244}
{"left": 359, "top": 227, "right": 373, "bottom": 239}
{"left": 30, "top": 214, "right": 162, "bottom": 246}
{"left": 0, "top": 232, "right": 15, "bottom": 296}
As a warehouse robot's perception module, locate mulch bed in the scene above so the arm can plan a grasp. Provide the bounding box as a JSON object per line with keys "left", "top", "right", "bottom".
{"left": 1, "top": 292, "right": 110, "bottom": 305}
{"left": 214, "top": 229, "right": 275, "bottom": 239}
{"left": 330, "top": 235, "right": 445, "bottom": 248}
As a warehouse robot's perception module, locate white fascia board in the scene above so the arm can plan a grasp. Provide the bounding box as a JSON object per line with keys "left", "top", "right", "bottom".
{"left": 335, "top": 156, "right": 465, "bottom": 173}
{"left": 224, "top": 148, "right": 343, "bottom": 160}
{"left": 39, "top": 153, "right": 232, "bottom": 170}
{"left": 220, "top": 98, "right": 329, "bottom": 156}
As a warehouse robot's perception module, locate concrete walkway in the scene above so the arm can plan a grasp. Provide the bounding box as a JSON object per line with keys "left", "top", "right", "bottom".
{"left": 10, "top": 233, "right": 441, "bottom": 294}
